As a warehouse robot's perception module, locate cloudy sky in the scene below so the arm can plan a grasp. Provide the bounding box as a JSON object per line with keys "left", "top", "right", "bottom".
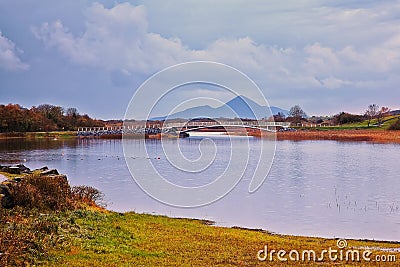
{"left": 1, "top": 0, "right": 399, "bottom": 119}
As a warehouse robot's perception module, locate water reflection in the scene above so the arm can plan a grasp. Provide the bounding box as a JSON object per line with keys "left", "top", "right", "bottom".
{"left": 0, "top": 137, "right": 399, "bottom": 241}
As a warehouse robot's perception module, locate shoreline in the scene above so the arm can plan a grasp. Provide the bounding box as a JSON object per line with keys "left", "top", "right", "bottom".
{"left": 0, "top": 131, "right": 77, "bottom": 140}
{"left": 2, "top": 168, "right": 398, "bottom": 244}
{"left": 40, "top": 207, "right": 400, "bottom": 266}
{"left": 1, "top": 129, "right": 399, "bottom": 143}
{"left": 1, "top": 167, "right": 400, "bottom": 265}
{"left": 277, "top": 129, "right": 400, "bottom": 143}
{"left": 124, "top": 210, "right": 400, "bottom": 244}
{"left": 47, "top": 210, "right": 400, "bottom": 266}
{"left": 2, "top": 165, "right": 400, "bottom": 244}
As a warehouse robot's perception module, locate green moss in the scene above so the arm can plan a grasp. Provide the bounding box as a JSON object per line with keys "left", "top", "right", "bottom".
{"left": 42, "top": 210, "right": 400, "bottom": 266}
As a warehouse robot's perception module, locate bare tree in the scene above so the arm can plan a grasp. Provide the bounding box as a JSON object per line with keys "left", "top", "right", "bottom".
{"left": 377, "top": 106, "right": 390, "bottom": 126}
{"left": 289, "top": 105, "right": 307, "bottom": 119}
{"left": 287, "top": 105, "right": 307, "bottom": 125}
{"left": 365, "top": 104, "right": 379, "bottom": 127}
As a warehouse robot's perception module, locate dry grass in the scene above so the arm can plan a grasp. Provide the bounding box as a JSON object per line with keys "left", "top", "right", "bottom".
{"left": 7, "top": 174, "right": 73, "bottom": 211}
{"left": 71, "top": 185, "right": 106, "bottom": 208}
{"left": 277, "top": 129, "right": 400, "bottom": 143}
{"left": 0, "top": 174, "right": 105, "bottom": 266}
{"left": 45, "top": 211, "right": 400, "bottom": 266}
{"left": 389, "top": 119, "right": 400, "bottom": 130}
{"left": 0, "top": 207, "right": 61, "bottom": 266}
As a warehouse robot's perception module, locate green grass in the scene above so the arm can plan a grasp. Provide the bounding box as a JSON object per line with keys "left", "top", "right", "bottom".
{"left": 295, "top": 115, "right": 400, "bottom": 131}
{"left": 28, "top": 131, "right": 77, "bottom": 139}
{"left": 339, "top": 115, "right": 400, "bottom": 129}
{"left": 2, "top": 207, "right": 399, "bottom": 266}
{"left": 0, "top": 131, "right": 77, "bottom": 140}
{"left": 42, "top": 210, "right": 400, "bottom": 266}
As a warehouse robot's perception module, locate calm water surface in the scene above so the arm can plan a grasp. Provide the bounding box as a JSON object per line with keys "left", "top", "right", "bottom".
{"left": 0, "top": 137, "right": 399, "bottom": 241}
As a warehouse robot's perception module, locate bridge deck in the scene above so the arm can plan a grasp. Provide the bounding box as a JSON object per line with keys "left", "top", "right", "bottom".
{"left": 77, "top": 121, "right": 291, "bottom": 135}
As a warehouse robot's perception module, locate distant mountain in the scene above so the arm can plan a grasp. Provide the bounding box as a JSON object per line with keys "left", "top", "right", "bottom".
{"left": 150, "top": 95, "right": 288, "bottom": 120}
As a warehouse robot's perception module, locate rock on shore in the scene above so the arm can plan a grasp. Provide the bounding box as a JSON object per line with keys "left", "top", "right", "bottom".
{"left": 0, "top": 164, "right": 66, "bottom": 208}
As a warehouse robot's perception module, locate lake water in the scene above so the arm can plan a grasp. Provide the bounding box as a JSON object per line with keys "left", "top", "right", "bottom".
{"left": 1, "top": 136, "right": 399, "bottom": 241}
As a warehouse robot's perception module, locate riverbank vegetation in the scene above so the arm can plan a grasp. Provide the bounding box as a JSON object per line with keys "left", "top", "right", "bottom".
{"left": 389, "top": 118, "right": 400, "bottom": 130}
{"left": 1, "top": 170, "right": 399, "bottom": 266}
{"left": 1, "top": 102, "right": 400, "bottom": 145}
{"left": 0, "top": 131, "right": 77, "bottom": 140}
{"left": 275, "top": 104, "right": 400, "bottom": 130}
{"left": 277, "top": 129, "right": 400, "bottom": 143}
{"left": 0, "top": 170, "right": 105, "bottom": 266}
{"left": 0, "top": 104, "right": 103, "bottom": 132}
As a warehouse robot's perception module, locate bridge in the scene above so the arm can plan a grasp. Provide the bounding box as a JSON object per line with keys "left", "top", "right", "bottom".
{"left": 164, "top": 121, "right": 290, "bottom": 133}
{"left": 77, "top": 121, "right": 291, "bottom": 136}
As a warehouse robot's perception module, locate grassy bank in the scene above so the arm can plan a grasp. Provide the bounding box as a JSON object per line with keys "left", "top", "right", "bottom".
{"left": 0, "top": 131, "right": 77, "bottom": 140}
{"left": 1, "top": 172, "right": 399, "bottom": 266}
{"left": 44, "top": 210, "right": 400, "bottom": 266}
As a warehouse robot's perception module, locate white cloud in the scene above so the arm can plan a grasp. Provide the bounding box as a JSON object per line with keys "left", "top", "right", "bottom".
{"left": 32, "top": 3, "right": 187, "bottom": 74}
{"left": 31, "top": 2, "right": 400, "bottom": 94}
{"left": 0, "top": 31, "right": 29, "bottom": 71}
{"left": 320, "top": 76, "right": 352, "bottom": 89}
{"left": 304, "top": 43, "right": 340, "bottom": 74}
{"left": 31, "top": 3, "right": 301, "bottom": 90}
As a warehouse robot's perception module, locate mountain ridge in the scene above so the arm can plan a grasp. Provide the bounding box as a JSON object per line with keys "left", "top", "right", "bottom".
{"left": 150, "top": 95, "right": 288, "bottom": 120}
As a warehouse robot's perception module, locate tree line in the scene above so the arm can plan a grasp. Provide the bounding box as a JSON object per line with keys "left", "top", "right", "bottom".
{"left": 272, "top": 104, "right": 395, "bottom": 127}
{"left": 0, "top": 104, "right": 104, "bottom": 132}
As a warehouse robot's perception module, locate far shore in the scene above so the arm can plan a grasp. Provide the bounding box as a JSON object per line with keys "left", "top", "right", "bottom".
{"left": 277, "top": 129, "right": 400, "bottom": 143}
{"left": 0, "top": 131, "right": 76, "bottom": 140}
{"left": 1, "top": 128, "right": 400, "bottom": 144}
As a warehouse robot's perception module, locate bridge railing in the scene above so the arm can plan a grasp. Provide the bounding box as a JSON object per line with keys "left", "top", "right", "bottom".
{"left": 164, "top": 121, "right": 291, "bottom": 128}
{"left": 77, "top": 121, "right": 292, "bottom": 134}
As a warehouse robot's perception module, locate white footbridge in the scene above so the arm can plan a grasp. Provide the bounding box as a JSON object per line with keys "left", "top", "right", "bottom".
{"left": 77, "top": 121, "right": 291, "bottom": 136}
